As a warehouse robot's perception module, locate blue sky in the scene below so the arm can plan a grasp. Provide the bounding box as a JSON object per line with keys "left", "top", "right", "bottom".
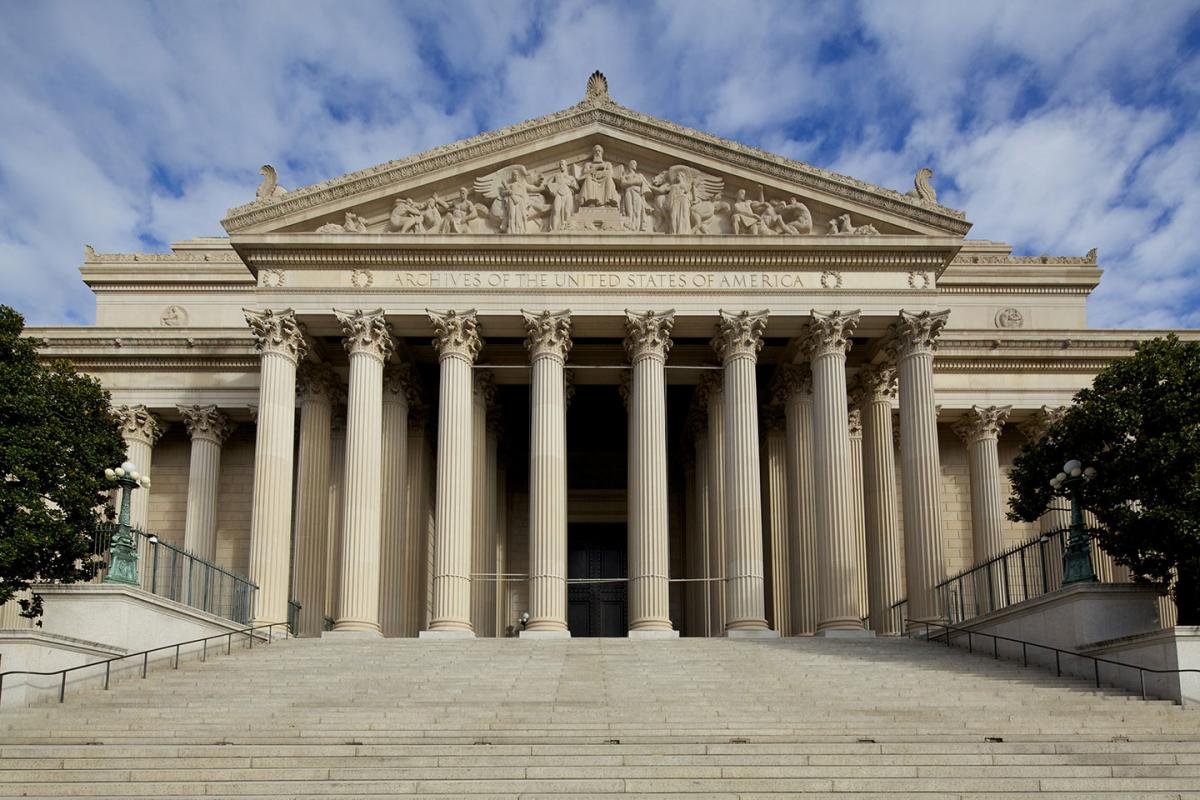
{"left": 1, "top": 0, "right": 1198, "bottom": 328}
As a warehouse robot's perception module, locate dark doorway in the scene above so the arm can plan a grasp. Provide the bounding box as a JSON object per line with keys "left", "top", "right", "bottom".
{"left": 568, "top": 523, "right": 627, "bottom": 637}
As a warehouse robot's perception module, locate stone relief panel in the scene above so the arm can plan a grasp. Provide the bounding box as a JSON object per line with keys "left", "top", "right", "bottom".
{"left": 307, "top": 146, "right": 896, "bottom": 237}
{"left": 994, "top": 308, "right": 1025, "bottom": 329}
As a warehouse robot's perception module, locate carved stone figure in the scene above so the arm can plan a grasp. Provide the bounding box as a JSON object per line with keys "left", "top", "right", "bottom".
{"left": 542, "top": 161, "right": 579, "bottom": 231}
{"left": 316, "top": 211, "right": 369, "bottom": 234}
{"left": 616, "top": 160, "right": 653, "bottom": 232}
{"left": 649, "top": 165, "right": 725, "bottom": 234}
{"left": 730, "top": 189, "right": 765, "bottom": 235}
{"left": 576, "top": 145, "right": 620, "bottom": 208}
{"left": 906, "top": 167, "right": 937, "bottom": 203}
{"left": 474, "top": 165, "right": 548, "bottom": 234}
{"left": 419, "top": 197, "right": 446, "bottom": 233}
{"left": 827, "top": 213, "right": 879, "bottom": 236}
{"left": 776, "top": 198, "right": 813, "bottom": 234}
{"left": 160, "top": 305, "right": 188, "bottom": 327}
{"left": 388, "top": 197, "right": 425, "bottom": 233}
{"left": 256, "top": 165, "right": 287, "bottom": 202}
{"left": 439, "top": 188, "right": 484, "bottom": 234}
{"left": 994, "top": 308, "right": 1024, "bottom": 329}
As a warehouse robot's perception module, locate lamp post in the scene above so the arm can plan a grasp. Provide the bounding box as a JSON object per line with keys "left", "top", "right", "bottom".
{"left": 103, "top": 461, "right": 151, "bottom": 586}
{"left": 1049, "top": 459, "right": 1098, "bottom": 586}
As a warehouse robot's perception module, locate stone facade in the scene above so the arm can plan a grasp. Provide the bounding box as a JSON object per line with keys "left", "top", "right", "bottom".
{"left": 14, "top": 73, "right": 1194, "bottom": 637}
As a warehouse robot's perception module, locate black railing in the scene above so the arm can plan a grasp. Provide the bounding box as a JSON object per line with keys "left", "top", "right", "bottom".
{"left": 911, "top": 619, "right": 1200, "bottom": 703}
{"left": 287, "top": 600, "right": 301, "bottom": 635}
{"left": 0, "top": 621, "right": 287, "bottom": 707}
{"left": 95, "top": 525, "right": 258, "bottom": 624}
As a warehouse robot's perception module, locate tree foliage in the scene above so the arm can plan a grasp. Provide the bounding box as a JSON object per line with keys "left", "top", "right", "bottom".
{"left": 0, "top": 305, "right": 126, "bottom": 615}
{"left": 1008, "top": 334, "right": 1200, "bottom": 624}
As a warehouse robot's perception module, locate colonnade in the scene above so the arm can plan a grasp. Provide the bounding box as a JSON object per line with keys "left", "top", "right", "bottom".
{"left": 110, "top": 305, "right": 1058, "bottom": 639}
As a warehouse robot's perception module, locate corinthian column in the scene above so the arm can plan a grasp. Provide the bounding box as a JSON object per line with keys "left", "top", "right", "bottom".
{"left": 780, "top": 365, "right": 818, "bottom": 635}
{"left": 847, "top": 405, "right": 868, "bottom": 618}
{"left": 178, "top": 405, "right": 235, "bottom": 562}
{"left": 470, "top": 371, "right": 497, "bottom": 636}
{"left": 858, "top": 364, "right": 904, "bottom": 635}
{"left": 689, "top": 401, "right": 714, "bottom": 637}
{"left": 402, "top": 404, "right": 429, "bottom": 636}
{"left": 1018, "top": 406, "right": 1071, "bottom": 534}
{"left": 700, "top": 371, "right": 726, "bottom": 633}
{"left": 955, "top": 405, "right": 1012, "bottom": 565}
{"left": 761, "top": 407, "right": 791, "bottom": 635}
{"left": 521, "top": 309, "right": 572, "bottom": 637}
{"left": 805, "top": 310, "right": 868, "bottom": 636}
{"left": 293, "top": 363, "right": 341, "bottom": 637}
{"left": 713, "top": 310, "right": 775, "bottom": 637}
{"left": 328, "top": 309, "right": 394, "bottom": 637}
{"left": 422, "top": 310, "right": 482, "bottom": 637}
{"left": 379, "top": 364, "right": 411, "bottom": 637}
{"left": 244, "top": 308, "right": 308, "bottom": 625}
{"left": 889, "top": 309, "right": 951, "bottom": 624}
{"left": 624, "top": 310, "right": 678, "bottom": 637}
{"left": 111, "top": 404, "right": 166, "bottom": 532}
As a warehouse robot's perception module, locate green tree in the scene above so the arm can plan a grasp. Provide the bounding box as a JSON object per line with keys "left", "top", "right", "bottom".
{"left": 0, "top": 305, "right": 126, "bottom": 618}
{"left": 1008, "top": 334, "right": 1200, "bottom": 624}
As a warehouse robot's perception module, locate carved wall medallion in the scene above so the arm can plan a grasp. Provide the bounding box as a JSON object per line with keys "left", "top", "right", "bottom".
{"left": 994, "top": 308, "right": 1024, "bottom": 329}
{"left": 160, "top": 305, "right": 188, "bottom": 327}
{"left": 907, "top": 271, "right": 932, "bottom": 290}
{"left": 820, "top": 270, "right": 843, "bottom": 290}
{"left": 350, "top": 269, "right": 374, "bottom": 288}
{"left": 260, "top": 269, "right": 285, "bottom": 288}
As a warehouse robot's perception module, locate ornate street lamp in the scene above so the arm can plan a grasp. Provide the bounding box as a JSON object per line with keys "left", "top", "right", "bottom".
{"left": 103, "top": 461, "right": 151, "bottom": 586}
{"left": 1049, "top": 459, "right": 1098, "bottom": 586}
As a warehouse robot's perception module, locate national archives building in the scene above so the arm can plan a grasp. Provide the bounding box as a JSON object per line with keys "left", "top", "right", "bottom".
{"left": 13, "top": 74, "right": 1182, "bottom": 640}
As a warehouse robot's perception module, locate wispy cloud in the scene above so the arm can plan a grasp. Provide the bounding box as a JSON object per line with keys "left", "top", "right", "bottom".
{"left": 0, "top": 0, "right": 1196, "bottom": 328}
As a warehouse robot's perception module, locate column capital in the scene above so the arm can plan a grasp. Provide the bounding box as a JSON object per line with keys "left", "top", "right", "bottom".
{"left": 178, "top": 404, "right": 235, "bottom": 445}
{"left": 712, "top": 309, "right": 769, "bottom": 362}
{"left": 111, "top": 404, "right": 167, "bottom": 446}
{"left": 428, "top": 309, "right": 483, "bottom": 363}
{"left": 522, "top": 309, "right": 572, "bottom": 361}
{"left": 383, "top": 363, "right": 414, "bottom": 404}
{"left": 473, "top": 369, "right": 497, "bottom": 406}
{"left": 244, "top": 308, "right": 308, "bottom": 363}
{"left": 847, "top": 406, "right": 863, "bottom": 438}
{"left": 694, "top": 369, "right": 724, "bottom": 407}
{"left": 887, "top": 309, "right": 950, "bottom": 360}
{"left": 335, "top": 308, "right": 395, "bottom": 362}
{"left": 761, "top": 403, "right": 786, "bottom": 434}
{"left": 775, "top": 363, "right": 813, "bottom": 403}
{"left": 618, "top": 368, "right": 632, "bottom": 410}
{"left": 858, "top": 363, "right": 898, "bottom": 402}
{"left": 803, "top": 310, "right": 861, "bottom": 360}
{"left": 563, "top": 368, "right": 576, "bottom": 410}
{"left": 954, "top": 404, "right": 1012, "bottom": 444}
{"left": 297, "top": 362, "right": 344, "bottom": 405}
{"left": 624, "top": 309, "right": 675, "bottom": 362}
{"left": 1018, "top": 404, "right": 1067, "bottom": 442}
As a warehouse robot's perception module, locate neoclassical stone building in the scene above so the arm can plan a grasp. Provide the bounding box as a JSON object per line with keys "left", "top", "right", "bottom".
{"left": 22, "top": 73, "right": 1182, "bottom": 639}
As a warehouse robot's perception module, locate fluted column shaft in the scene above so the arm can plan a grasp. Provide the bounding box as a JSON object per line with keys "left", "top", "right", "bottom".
{"left": 957, "top": 405, "right": 1012, "bottom": 564}
{"left": 782, "top": 370, "right": 818, "bottom": 635}
{"left": 693, "top": 429, "right": 713, "bottom": 637}
{"left": 484, "top": 425, "right": 500, "bottom": 635}
{"left": 244, "top": 308, "right": 307, "bottom": 626}
{"left": 860, "top": 365, "right": 904, "bottom": 635}
{"left": 469, "top": 373, "right": 495, "bottom": 635}
{"left": 704, "top": 378, "right": 727, "bottom": 633}
{"left": 714, "top": 310, "right": 773, "bottom": 635}
{"left": 179, "top": 406, "right": 233, "bottom": 562}
{"left": 763, "top": 424, "right": 791, "bottom": 635}
{"left": 379, "top": 366, "right": 410, "bottom": 637}
{"left": 848, "top": 411, "right": 868, "bottom": 618}
{"left": 425, "top": 309, "right": 482, "bottom": 636}
{"left": 682, "top": 454, "right": 700, "bottom": 636}
{"left": 891, "top": 310, "right": 951, "bottom": 623}
{"left": 523, "top": 310, "right": 571, "bottom": 636}
{"left": 807, "top": 310, "right": 865, "bottom": 634}
{"left": 402, "top": 416, "right": 428, "bottom": 636}
{"left": 625, "top": 310, "right": 675, "bottom": 635}
{"left": 325, "top": 416, "right": 346, "bottom": 622}
{"left": 332, "top": 309, "right": 393, "bottom": 636}
{"left": 293, "top": 365, "right": 338, "bottom": 637}
{"left": 111, "top": 404, "right": 165, "bottom": 586}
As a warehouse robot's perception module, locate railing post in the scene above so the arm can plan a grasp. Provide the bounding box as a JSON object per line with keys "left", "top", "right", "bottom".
{"left": 1095, "top": 660, "right": 1101, "bottom": 688}
{"left": 202, "top": 639, "right": 207, "bottom": 663}
{"left": 59, "top": 672, "right": 66, "bottom": 703}
{"left": 1001, "top": 558, "right": 1011, "bottom": 608}
{"left": 968, "top": 631, "right": 973, "bottom": 654}
{"left": 227, "top": 632, "right": 232, "bottom": 655}
{"left": 104, "top": 661, "right": 110, "bottom": 690}
{"left": 150, "top": 540, "right": 159, "bottom": 594}
{"left": 1140, "top": 669, "right": 1146, "bottom": 699}
{"left": 1022, "top": 642, "right": 1028, "bottom": 667}
{"left": 268, "top": 625, "right": 273, "bottom": 645}
{"left": 142, "top": 652, "right": 148, "bottom": 678}
{"left": 0, "top": 673, "right": 4, "bottom": 706}
{"left": 175, "top": 644, "right": 180, "bottom": 669}
{"left": 1055, "top": 650, "right": 1061, "bottom": 677}
{"left": 993, "top": 636, "right": 998, "bottom": 660}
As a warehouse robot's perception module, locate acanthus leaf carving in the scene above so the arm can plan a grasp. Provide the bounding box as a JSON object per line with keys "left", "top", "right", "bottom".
{"left": 886, "top": 309, "right": 950, "bottom": 360}
{"left": 297, "top": 362, "right": 345, "bottom": 405}
{"left": 334, "top": 308, "right": 394, "bottom": 361}
{"left": 178, "top": 404, "right": 235, "bottom": 444}
{"left": 712, "top": 309, "right": 769, "bottom": 362}
{"left": 1018, "top": 405, "right": 1067, "bottom": 443}
{"left": 255, "top": 165, "right": 287, "bottom": 203}
{"left": 111, "top": 404, "right": 167, "bottom": 446}
{"left": 428, "top": 308, "right": 483, "bottom": 362}
{"left": 243, "top": 308, "right": 308, "bottom": 363}
{"left": 803, "top": 309, "right": 860, "bottom": 360}
{"left": 383, "top": 362, "right": 414, "bottom": 401}
{"left": 775, "top": 363, "right": 813, "bottom": 402}
{"left": 954, "top": 404, "right": 1012, "bottom": 444}
{"left": 522, "top": 309, "right": 573, "bottom": 361}
{"left": 857, "top": 363, "right": 898, "bottom": 402}
{"left": 623, "top": 309, "right": 674, "bottom": 362}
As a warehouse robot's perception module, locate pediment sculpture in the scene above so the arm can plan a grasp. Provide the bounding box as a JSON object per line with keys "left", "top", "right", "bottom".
{"left": 311, "top": 148, "right": 885, "bottom": 237}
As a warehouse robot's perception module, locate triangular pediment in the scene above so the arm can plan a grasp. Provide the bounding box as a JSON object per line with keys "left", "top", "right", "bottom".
{"left": 222, "top": 73, "right": 970, "bottom": 240}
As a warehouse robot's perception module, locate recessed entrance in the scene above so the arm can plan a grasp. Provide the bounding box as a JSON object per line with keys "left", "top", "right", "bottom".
{"left": 567, "top": 523, "right": 627, "bottom": 637}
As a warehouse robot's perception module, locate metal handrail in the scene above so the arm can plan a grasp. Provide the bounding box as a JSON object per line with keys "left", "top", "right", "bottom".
{"left": 0, "top": 621, "right": 287, "bottom": 707}
{"left": 912, "top": 619, "right": 1200, "bottom": 702}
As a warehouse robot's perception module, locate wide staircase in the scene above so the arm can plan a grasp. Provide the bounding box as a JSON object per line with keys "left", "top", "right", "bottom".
{"left": 2, "top": 637, "right": 1199, "bottom": 797}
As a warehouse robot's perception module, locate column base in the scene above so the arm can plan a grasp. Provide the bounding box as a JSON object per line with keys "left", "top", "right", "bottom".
{"left": 816, "top": 628, "right": 876, "bottom": 638}
{"left": 322, "top": 628, "right": 382, "bottom": 639}
{"left": 419, "top": 629, "right": 476, "bottom": 639}
{"left": 519, "top": 629, "right": 571, "bottom": 639}
{"left": 629, "top": 629, "right": 680, "bottom": 640}
{"left": 726, "top": 628, "right": 780, "bottom": 639}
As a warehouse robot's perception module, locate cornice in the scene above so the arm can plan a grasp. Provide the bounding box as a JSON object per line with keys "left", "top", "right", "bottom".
{"left": 222, "top": 101, "right": 968, "bottom": 235}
